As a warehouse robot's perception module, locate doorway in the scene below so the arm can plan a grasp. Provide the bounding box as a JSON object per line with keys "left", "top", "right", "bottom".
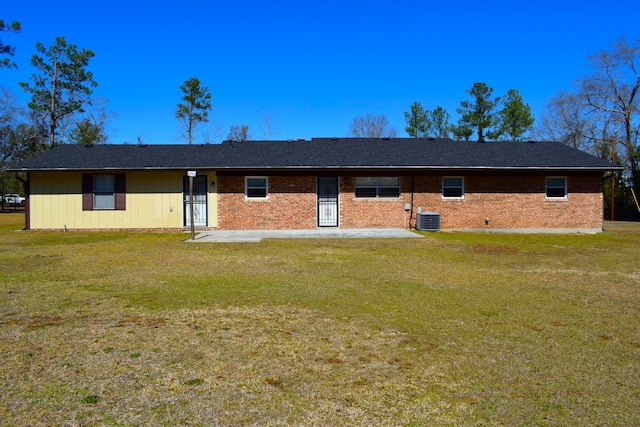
{"left": 183, "top": 175, "right": 208, "bottom": 227}
{"left": 317, "top": 176, "right": 339, "bottom": 227}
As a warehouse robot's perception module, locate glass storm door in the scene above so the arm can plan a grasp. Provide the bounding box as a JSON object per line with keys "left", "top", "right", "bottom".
{"left": 183, "top": 175, "right": 208, "bottom": 227}
{"left": 317, "top": 176, "right": 339, "bottom": 227}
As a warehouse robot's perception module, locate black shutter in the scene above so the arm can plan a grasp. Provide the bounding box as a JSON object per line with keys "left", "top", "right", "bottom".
{"left": 114, "top": 174, "right": 126, "bottom": 210}
{"left": 82, "top": 174, "right": 93, "bottom": 211}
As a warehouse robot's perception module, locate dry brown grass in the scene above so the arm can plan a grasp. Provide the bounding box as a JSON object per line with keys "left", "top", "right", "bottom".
{"left": 2, "top": 305, "right": 467, "bottom": 426}
{"left": 1, "top": 213, "right": 639, "bottom": 426}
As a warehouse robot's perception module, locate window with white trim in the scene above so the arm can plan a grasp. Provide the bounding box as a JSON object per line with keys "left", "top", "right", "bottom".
{"left": 442, "top": 177, "right": 464, "bottom": 198}
{"left": 354, "top": 176, "right": 400, "bottom": 198}
{"left": 546, "top": 177, "right": 567, "bottom": 198}
{"left": 246, "top": 176, "right": 268, "bottom": 198}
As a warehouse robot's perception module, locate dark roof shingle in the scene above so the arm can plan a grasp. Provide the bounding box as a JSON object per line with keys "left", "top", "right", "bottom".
{"left": 9, "top": 138, "right": 620, "bottom": 172}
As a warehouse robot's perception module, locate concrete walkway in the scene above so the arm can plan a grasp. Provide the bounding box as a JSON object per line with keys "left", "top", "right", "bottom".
{"left": 187, "top": 228, "right": 424, "bottom": 242}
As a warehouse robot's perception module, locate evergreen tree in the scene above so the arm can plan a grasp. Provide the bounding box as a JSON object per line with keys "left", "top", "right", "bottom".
{"left": 496, "top": 89, "right": 535, "bottom": 140}
{"left": 456, "top": 82, "right": 500, "bottom": 141}
{"left": 404, "top": 101, "right": 430, "bottom": 137}
{"left": 429, "top": 106, "right": 452, "bottom": 138}
{"left": 68, "top": 118, "right": 107, "bottom": 145}
{"left": 19, "top": 36, "right": 97, "bottom": 147}
{"left": 175, "top": 77, "right": 212, "bottom": 144}
{"left": 452, "top": 120, "right": 473, "bottom": 141}
{"left": 0, "top": 19, "right": 21, "bottom": 69}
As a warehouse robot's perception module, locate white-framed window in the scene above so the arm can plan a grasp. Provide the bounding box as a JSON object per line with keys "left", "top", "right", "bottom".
{"left": 94, "top": 174, "right": 116, "bottom": 209}
{"left": 354, "top": 176, "right": 400, "bottom": 198}
{"left": 546, "top": 177, "right": 567, "bottom": 199}
{"left": 246, "top": 176, "right": 268, "bottom": 199}
{"left": 442, "top": 177, "right": 464, "bottom": 198}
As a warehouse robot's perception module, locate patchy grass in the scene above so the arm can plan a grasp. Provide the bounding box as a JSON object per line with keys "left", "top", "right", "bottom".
{"left": 0, "top": 213, "right": 24, "bottom": 232}
{"left": 1, "top": 214, "right": 639, "bottom": 426}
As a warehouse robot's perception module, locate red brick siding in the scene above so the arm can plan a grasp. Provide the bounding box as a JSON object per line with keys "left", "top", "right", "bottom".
{"left": 217, "top": 175, "right": 318, "bottom": 229}
{"left": 411, "top": 175, "right": 603, "bottom": 229}
{"left": 339, "top": 178, "right": 411, "bottom": 228}
{"left": 216, "top": 174, "right": 604, "bottom": 230}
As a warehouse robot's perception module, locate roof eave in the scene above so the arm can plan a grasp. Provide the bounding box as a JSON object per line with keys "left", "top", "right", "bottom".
{"left": 9, "top": 165, "right": 622, "bottom": 173}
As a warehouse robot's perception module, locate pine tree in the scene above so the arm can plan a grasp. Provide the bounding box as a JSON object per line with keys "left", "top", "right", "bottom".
{"left": 404, "top": 101, "right": 430, "bottom": 137}
{"left": 496, "top": 89, "right": 535, "bottom": 140}
{"left": 19, "top": 36, "right": 97, "bottom": 147}
{"left": 175, "top": 77, "right": 212, "bottom": 145}
{"left": 456, "top": 82, "right": 501, "bottom": 142}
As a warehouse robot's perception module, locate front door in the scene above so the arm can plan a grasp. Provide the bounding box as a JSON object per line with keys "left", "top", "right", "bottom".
{"left": 317, "top": 176, "right": 339, "bottom": 227}
{"left": 183, "top": 175, "right": 208, "bottom": 227}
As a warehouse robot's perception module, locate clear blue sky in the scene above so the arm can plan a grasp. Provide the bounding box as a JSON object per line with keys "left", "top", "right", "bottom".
{"left": 2, "top": 0, "right": 639, "bottom": 144}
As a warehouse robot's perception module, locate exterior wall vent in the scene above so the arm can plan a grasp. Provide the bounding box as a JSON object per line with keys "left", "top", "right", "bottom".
{"left": 416, "top": 211, "right": 440, "bottom": 231}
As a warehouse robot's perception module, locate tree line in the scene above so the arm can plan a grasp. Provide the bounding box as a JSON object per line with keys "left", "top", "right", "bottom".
{"left": 347, "top": 38, "right": 639, "bottom": 218}
{"left": 347, "top": 84, "right": 535, "bottom": 142}
{"left": 535, "top": 37, "right": 640, "bottom": 219}
{"left": 400, "top": 83, "right": 535, "bottom": 142}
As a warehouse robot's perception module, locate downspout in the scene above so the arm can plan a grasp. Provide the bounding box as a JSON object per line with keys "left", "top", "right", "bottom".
{"left": 409, "top": 175, "right": 415, "bottom": 229}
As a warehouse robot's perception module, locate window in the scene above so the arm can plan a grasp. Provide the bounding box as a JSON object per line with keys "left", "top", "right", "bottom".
{"left": 354, "top": 176, "right": 400, "bottom": 198}
{"left": 442, "top": 177, "right": 464, "bottom": 198}
{"left": 82, "top": 173, "right": 126, "bottom": 211}
{"left": 246, "top": 176, "right": 268, "bottom": 198}
{"left": 94, "top": 174, "right": 115, "bottom": 209}
{"left": 546, "top": 177, "right": 567, "bottom": 198}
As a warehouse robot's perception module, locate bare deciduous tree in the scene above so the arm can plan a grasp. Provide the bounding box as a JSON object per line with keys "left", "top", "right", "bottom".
{"left": 260, "top": 113, "right": 279, "bottom": 140}
{"left": 0, "top": 87, "right": 21, "bottom": 127}
{"left": 202, "top": 124, "right": 224, "bottom": 144}
{"left": 535, "top": 37, "right": 640, "bottom": 220}
{"left": 349, "top": 113, "right": 397, "bottom": 138}
{"left": 579, "top": 37, "right": 640, "bottom": 179}
{"left": 535, "top": 91, "right": 619, "bottom": 157}
{"left": 228, "top": 124, "right": 251, "bottom": 142}
{"left": 535, "top": 91, "right": 590, "bottom": 149}
{"left": 536, "top": 37, "right": 639, "bottom": 185}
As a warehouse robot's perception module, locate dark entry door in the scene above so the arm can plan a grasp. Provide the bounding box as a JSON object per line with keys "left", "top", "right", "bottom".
{"left": 317, "top": 176, "right": 339, "bottom": 227}
{"left": 183, "top": 175, "right": 208, "bottom": 227}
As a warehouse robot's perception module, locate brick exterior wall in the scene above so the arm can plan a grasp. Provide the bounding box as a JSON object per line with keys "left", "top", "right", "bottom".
{"left": 410, "top": 175, "right": 603, "bottom": 229}
{"left": 217, "top": 175, "right": 318, "bottom": 229}
{"left": 216, "top": 174, "right": 604, "bottom": 230}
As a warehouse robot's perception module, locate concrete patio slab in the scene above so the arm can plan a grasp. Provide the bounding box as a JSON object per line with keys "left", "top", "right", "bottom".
{"left": 186, "top": 228, "right": 424, "bottom": 242}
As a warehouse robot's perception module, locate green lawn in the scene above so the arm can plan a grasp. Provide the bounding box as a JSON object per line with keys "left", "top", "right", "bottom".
{"left": 1, "top": 213, "right": 639, "bottom": 426}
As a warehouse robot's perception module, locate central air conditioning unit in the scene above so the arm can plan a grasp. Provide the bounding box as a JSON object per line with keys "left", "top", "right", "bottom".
{"left": 416, "top": 211, "right": 441, "bottom": 231}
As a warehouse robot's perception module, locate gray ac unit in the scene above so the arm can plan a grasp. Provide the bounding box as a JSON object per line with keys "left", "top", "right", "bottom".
{"left": 416, "top": 212, "right": 440, "bottom": 231}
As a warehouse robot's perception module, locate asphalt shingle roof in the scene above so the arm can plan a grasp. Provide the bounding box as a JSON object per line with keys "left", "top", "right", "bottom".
{"left": 9, "top": 138, "right": 620, "bottom": 172}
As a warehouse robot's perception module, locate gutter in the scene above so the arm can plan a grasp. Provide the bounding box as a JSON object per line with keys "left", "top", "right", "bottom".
{"left": 8, "top": 165, "right": 624, "bottom": 173}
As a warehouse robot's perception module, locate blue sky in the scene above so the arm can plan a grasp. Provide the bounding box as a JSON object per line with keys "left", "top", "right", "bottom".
{"left": 2, "top": 0, "right": 639, "bottom": 144}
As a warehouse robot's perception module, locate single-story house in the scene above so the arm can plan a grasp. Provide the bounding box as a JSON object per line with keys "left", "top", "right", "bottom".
{"left": 9, "top": 138, "right": 621, "bottom": 232}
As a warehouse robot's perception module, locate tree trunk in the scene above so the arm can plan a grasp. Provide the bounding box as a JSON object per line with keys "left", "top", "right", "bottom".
{"left": 49, "top": 61, "right": 57, "bottom": 147}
